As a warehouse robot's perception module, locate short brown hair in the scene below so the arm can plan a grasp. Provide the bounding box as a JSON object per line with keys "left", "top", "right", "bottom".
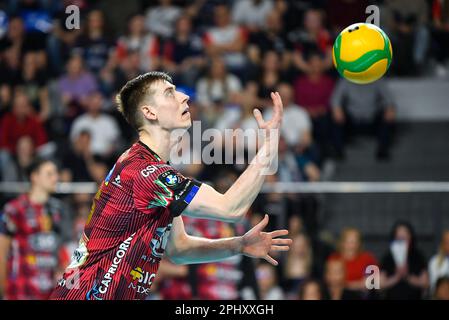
{"left": 116, "top": 71, "right": 173, "bottom": 130}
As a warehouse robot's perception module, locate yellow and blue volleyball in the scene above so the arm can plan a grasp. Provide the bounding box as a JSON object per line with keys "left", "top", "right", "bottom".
{"left": 332, "top": 23, "right": 393, "bottom": 84}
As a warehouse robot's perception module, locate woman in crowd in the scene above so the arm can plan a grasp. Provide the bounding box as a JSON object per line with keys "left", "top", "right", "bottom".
{"left": 380, "top": 221, "right": 429, "bottom": 299}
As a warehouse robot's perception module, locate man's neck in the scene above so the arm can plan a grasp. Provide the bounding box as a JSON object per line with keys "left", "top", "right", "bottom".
{"left": 139, "top": 127, "right": 177, "bottom": 162}
{"left": 29, "top": 187, "right": 49, "bottom": 205}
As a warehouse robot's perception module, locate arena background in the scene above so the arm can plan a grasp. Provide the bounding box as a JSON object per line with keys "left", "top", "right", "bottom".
{"left": 0, "top": 0, "right": 449, "bottom": 300}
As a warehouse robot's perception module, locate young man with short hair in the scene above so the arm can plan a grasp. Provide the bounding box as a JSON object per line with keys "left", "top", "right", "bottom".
{"left": 50, "top": 71, "right": 291, "bottom": 300}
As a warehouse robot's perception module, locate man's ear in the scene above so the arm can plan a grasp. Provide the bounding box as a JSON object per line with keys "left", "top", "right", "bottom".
{"left": 141, "top": 105, "right": 157, "bottom": 121}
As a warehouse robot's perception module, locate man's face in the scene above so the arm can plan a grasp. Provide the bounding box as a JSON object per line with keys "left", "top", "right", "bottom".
{"left": 214, "top": 5, "right": 230, "bottom": 27}
{"left": 31, "top": 162, "right": 59, "bottom": 194}
{"left": 325, "top": 261, "right": 346, "bottom": 287}
{"left": 148, "top": 80, "right": 191, "bottom": 130}
{"left": 87, "top": 93, "right": 104, "bottom": 114}
{"left": 302, "top": 282, "right": 321, "bottom": 300}
{"left": 277, "top": 84, "right": 293, "bottom": 106}
{"left": 13, "top": 93, "right": 31, "bottom": 118}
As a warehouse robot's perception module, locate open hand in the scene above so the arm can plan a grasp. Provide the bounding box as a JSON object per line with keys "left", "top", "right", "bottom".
{"left": 253, "top": 92, "right": 284, "bottom": 131}
{"left": 241, "top": 214, "right": 292, "bottom": 266}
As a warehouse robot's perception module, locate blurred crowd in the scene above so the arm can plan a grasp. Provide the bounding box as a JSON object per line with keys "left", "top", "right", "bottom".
{"left": 0, "top": 0, "right": 449, "bottom": 300}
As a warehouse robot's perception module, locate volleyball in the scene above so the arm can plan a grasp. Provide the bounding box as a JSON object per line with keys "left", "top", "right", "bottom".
{"left": 332, "top": 22, "right": 393, "bottom": 84}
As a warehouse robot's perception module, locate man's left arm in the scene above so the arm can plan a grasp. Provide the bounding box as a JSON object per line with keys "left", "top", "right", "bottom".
{"left": 165, "top": 214, "right": 291, "bottom": 266}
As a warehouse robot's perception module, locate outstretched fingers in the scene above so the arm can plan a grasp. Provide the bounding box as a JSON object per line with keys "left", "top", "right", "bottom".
{"left": 253, "top": 214, "right": 269, "bottom": 233}
{"left": 264, "top": 254, "right": 278, "bottom": 266}
{"left": 253, "top": 108, "right": 265, "bottom": 128}
{"left": 272, "top": 238, "right": 292, "bottom": 245}
{"left": 271, "top": 245, "right": 290, "bottom": 251}
{"left": 271, "top": 91, "right": 284, "bottom": 120}
{"left": 269, "top": 229, "right": 289, "bottom": 238}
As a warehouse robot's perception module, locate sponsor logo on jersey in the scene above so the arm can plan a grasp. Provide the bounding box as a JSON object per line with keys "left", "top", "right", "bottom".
{"left": 128, "top": 267, "right": 155, "bottom": 296}
{"left": 165, "top": 174, "right": 179, "bottom": 186}
{"left": 158, "top": 170, "right": 183, "bottom": 189}
{"left": 112, "top": 174, "right": 122, "bottom": 188}
{"left": 130, "top": 267, "right": 156, "bottom": 286}
{"left": 140, "top": 165, "right": 157, "bottom": 178}
{"left": 150, "top": 224, "right": 172, "bottom": 260}
{"left": 28, "top": 232, "right": 58, "bottom": 252}
{"left": 148, "top": 180, "right": 174, "bottom": 209}
{"left": 25, "top": 254, "right": 58, "bottom": 269}
{"left": 184, "top": 184, "right": 200, "bottom": 204}
{"left": 68, "top": 234, "right": 89, "bottom": 269}
{"left": 97, "top": 232, "right": 136, "bottom": 295}
{"left": 128, "top": 282, "right": 152, "bottom": 296}
{"left": 86, "top": 282, "right": 102, "bottom": 300}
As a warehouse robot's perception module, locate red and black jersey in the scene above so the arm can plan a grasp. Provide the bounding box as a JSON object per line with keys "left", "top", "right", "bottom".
{"left": 49, "top": 141, "right": 201, "bottom": 300}
{"left": 0, "top": 195, "right": 67, "bottom": 300}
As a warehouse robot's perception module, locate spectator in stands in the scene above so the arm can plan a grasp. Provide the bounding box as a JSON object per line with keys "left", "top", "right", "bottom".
{"left": 0, "top": 158, "right": 72, "bottom": 300}
{"left": 0, "top": 15, "right": 39, "bottom": 65}
{"left": 162, "top": 15, "right": 206, "bottom": 86}
{"left": 380, "top": 221, "right": 429, "bottom": 300}
{"left": 266, "top": 83, "right": 320, "bottom": 181}
{"left": 288, "top": 214, "right": 305, "bottom": 237}
{"left": 46, "top": 5, "right": 82, "bottom": 76}
{"left": 116, "top": 13, "right": 162, "bottom": 72}
{"left": 323, "top": 258, "right": 362, "bottom": 300}
{"left": 428, "top": 230, "right": 449, "bottom": 294}
{"left": 290, "top": 8, "right": 333, "bottom": 73}
{"left": 433, "top": 276, "right": 449, "bottom": 300}
{"left": 58, "top": 54, "right": 98, "bottom": 109}
{"left": 69, "top": 91, "right": 121, "bottom": 162}
{"left": 99, "top": 48, "right": 128, "bottom": 98}
{"left": 298, "top": 279, "right": 323, "bottom": 300}
{"left": 326, "top": 0, "right": 369, "bottom": 33}
{"left": 144, "top": 0, "right": 182, "bottom": 40}
{"left": 294, "top": 52, "right": 335, "bottom": 157}
{"left": 231, "top": 0, "right": 274, "bottom": 32}
{"left": 331, "top": 78, "right": 396, "bottom": 160}
{"left": 0, "top": 45, "right": 22, "bottom": 92}
{"left": 383, "top": 0, "right": 430, "bottom": 76}
{"left": 0, "top": 89, "right": 47, "bottom": 155}
{"left": 60, "top": 130, "right": 97, "bottom": 183}
{"left": 19, "top": 52, "right": 50, "bottom": 121}
{"left": 277, "top": 135, "right": 302, "bottom": 182}
{"left": 0, "top": 136, "right": 35, "bottom": 183}
{"left": 203, "top": 3, "right": 248, "bottom": 75}
{"left": 73, "top": 9, "right": 114, "bottom": 74}
{"left": 196, "top": 56, "right": 242, "bottom": 108}
{"left": 284, "top": 233, "right": 314, "bottom": 297}
{"left": 256, "top": 262, "right": 285, "bottom": 300}
{"left": 251, "top": 51, "right": 288, "bottom": 104}
{"left": 431, "top": 0, "right": 449, "bottom": 77}
{"left": 156, "top": 258, "right": 192, "bottom": 299}
{"left": 328, "top": 228, "right": 378, "bottom": 292}
{"left": 246, "top": 10, "right": 290, "bottom": 67}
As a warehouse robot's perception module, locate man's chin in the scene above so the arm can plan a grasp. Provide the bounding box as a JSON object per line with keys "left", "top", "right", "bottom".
{"left": 179, "top": 120, "right": 192, "bottom": 129}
